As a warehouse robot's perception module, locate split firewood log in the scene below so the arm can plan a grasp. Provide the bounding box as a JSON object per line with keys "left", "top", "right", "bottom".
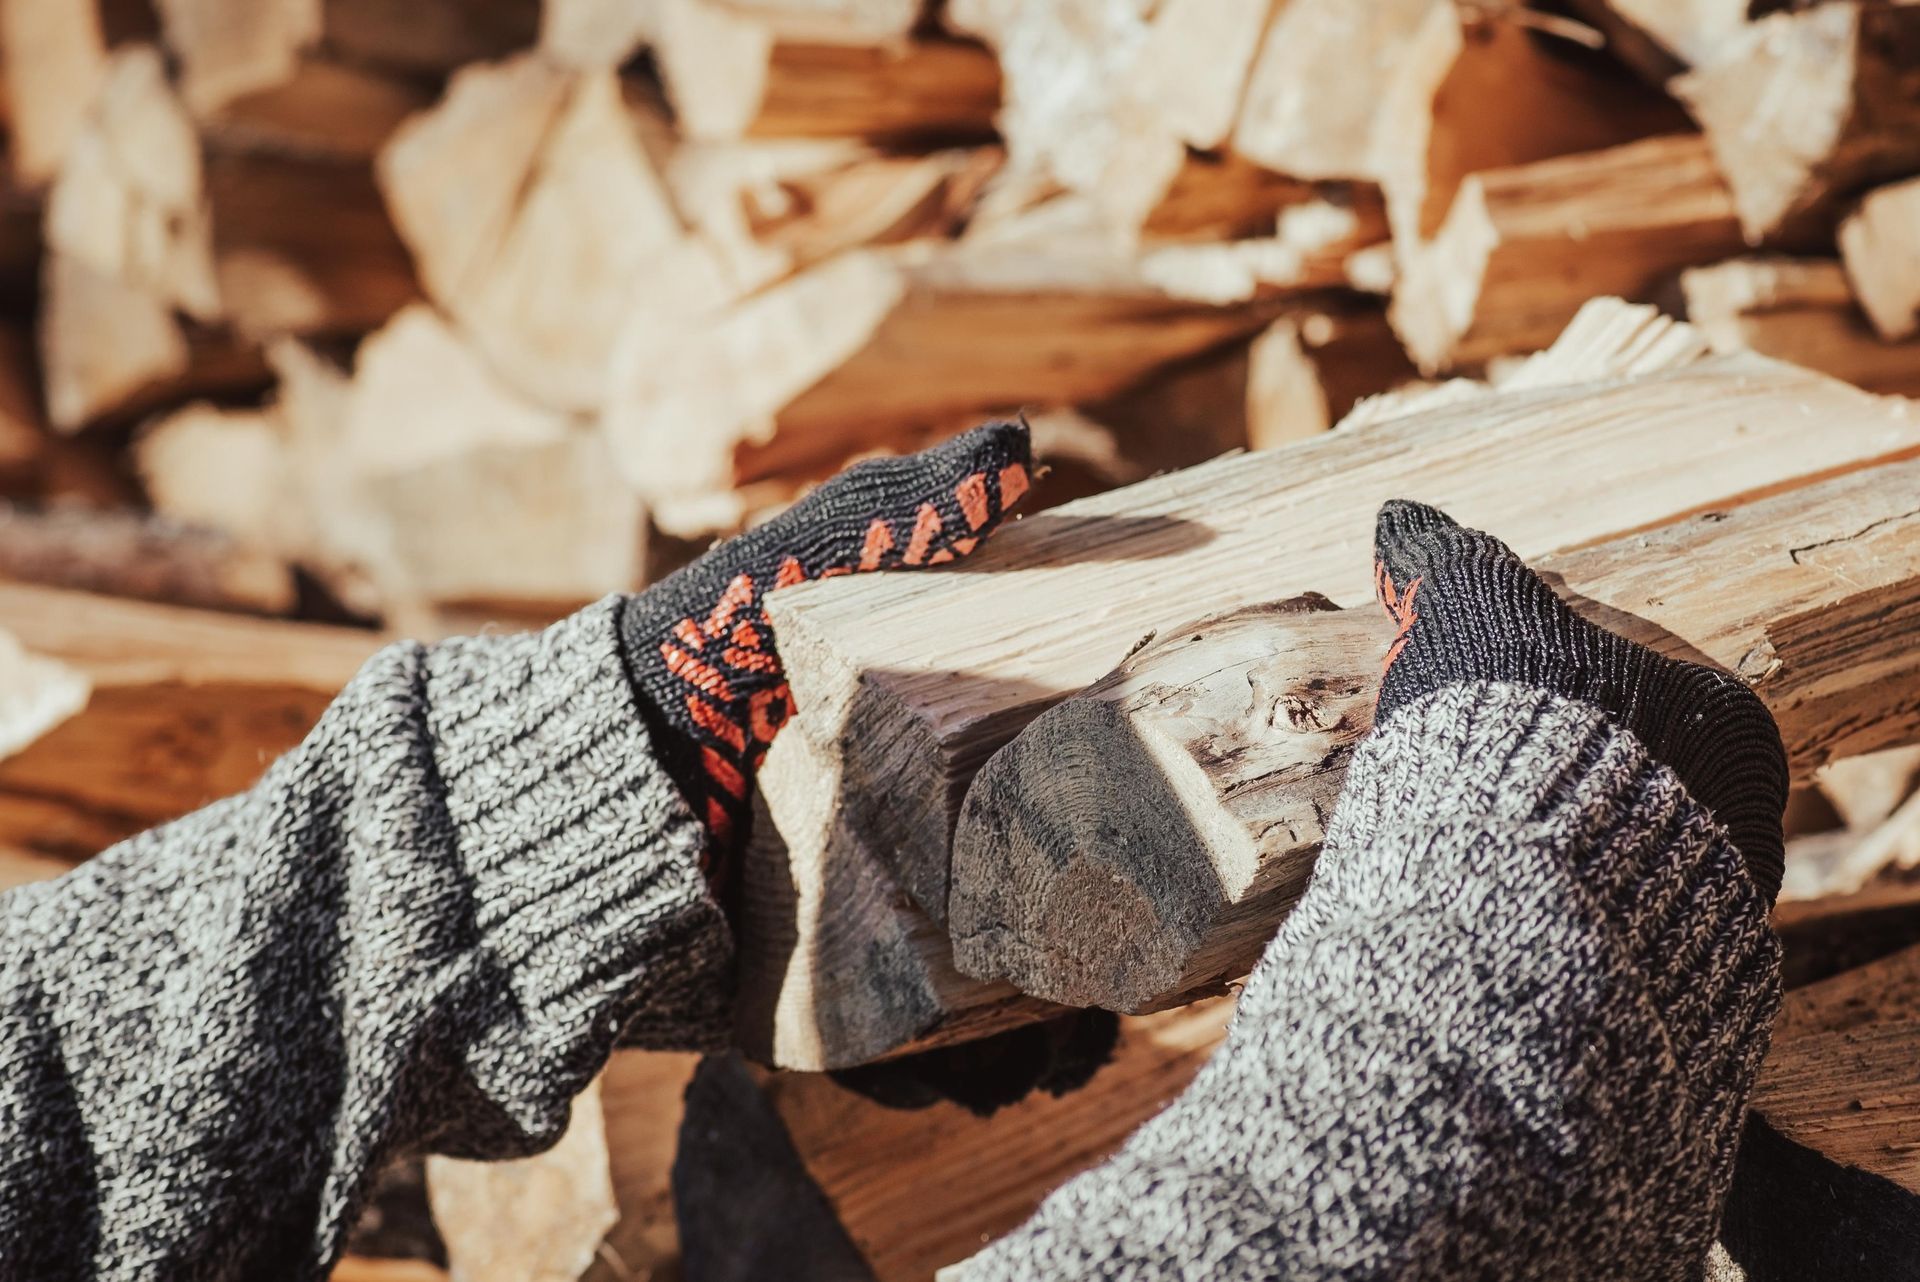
{"left": 0, "top": 503, "right": 295, "bottom": 614}
{"left": 1245, "top": 305, "right": 1417, "bottom": 447}
{"left": 1680, "top": 255, "right": 1920, "bottom": 399}
{"left": 1389, "top": 133, "right": 1745, "bottom": 373}
{"left": 1673, "top": 2, "right": 1920, "bottom": 243}
{"left": 153, "top": 0, "right": 537, "bottom": 117}
{"left": 951, "top": 442, "right": 1920, "bottom": 1010}
{"left": 0, "top": 583, "right": 377, "bottom": 858}
{"left": 1754, "top": 939, "right": 1920, "bottom": 1195}
{"left": 760, "top": 303, "right": 1918, "bottom": 928}
{"left": 0, "top": 0, "right": 155, "bottom": 186}
{"left": 1840, "top": 175, "right": 1920, "bottom": 341}
{"left": 379, "top": 55, "right": 737, "bottom": 412}
{"left": 656, "top": 4, "right": 999, "bottom": 146}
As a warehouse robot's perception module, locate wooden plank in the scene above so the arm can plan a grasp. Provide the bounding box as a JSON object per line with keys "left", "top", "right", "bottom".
{"left": 761, "top": 305, "right": 1920, "bottom": 929}
{"left": 0, "top": 583, "right": 378, "bottom": 858}
{"left": 1389, "top": 132, "right": 1745, "bottom": 372}
{"left": 952, "top": 446, "right": 1920, "bottom": 1010}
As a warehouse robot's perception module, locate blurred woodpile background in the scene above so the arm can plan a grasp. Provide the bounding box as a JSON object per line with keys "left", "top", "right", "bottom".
{"left": 4, "top": 1, "right": 1920, "bottom": 1279}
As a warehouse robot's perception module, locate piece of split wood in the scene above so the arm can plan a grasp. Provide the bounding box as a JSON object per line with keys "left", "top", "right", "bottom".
{"left": 1840, "top": 176, "right": 1920, "bottom": 341}
{"left": 760, "top": 301, "right": 1919, "bottom": 926}
{"left": 1680, "top": 256, "right": 1920, "bottom": 399}
{"left": 1673, "top": 3, "right": 1920, "bottom": 243}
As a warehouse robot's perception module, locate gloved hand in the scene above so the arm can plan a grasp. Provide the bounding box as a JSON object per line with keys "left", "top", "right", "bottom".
{"left": 620, "top": 421, "right": 1033, "bottom": 883}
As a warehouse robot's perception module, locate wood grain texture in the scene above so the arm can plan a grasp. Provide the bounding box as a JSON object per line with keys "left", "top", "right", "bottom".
{"left": 1840, "top": 176, "right": 1920, "bottom": 341}
{"left": 1754, "top": 940, "right": 1920, "bottom": 1193}
{"left": 1389, "top": 133, "right": 1745, "bottom": 373}
{"left": 764, "top": 309, "right": 1920, "bottom": 928}
{"left": 739, "top": 724, "right": 1058, "bottom": 1071}
{"left": 770, "top": 999, "right": 1234, "bottom": 1281}
{"left": 952, "top": 450, "right": 1920, "bottom": 1009}
{"left": 1673, "top": 3, "right": 1920, "bottom": 242}
{"left": 0, "top": 582, "right": 377, "bottom": 857}
{"left": 1681, "top": 255, "right": 1920, "bottom": 400}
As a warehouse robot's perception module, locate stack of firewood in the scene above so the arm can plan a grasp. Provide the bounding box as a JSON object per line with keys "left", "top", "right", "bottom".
{"left": 5, "top": 1, "right": 1920, "bottom": 1279}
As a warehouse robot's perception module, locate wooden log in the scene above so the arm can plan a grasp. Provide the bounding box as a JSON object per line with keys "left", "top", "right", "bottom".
{"left": 1818, "top": 746, "right": 1920, "bottom": 832}
{"left": 346, "top": 307, "right": 644, "bottom": 612}
{"left": 428, "top": 1075, "right": 623, "bottom": 1282}
{"left": 44, "top": 44, "right": 219, "bottom": 322}
{"left": 1679, "top": 255, "right": 1920, "bottom": 399}
{"left": 1232, "top": 0, "right": 1447, "bottom": 184}
{"left": 1754, "top": 939, "right": 1920, "bottom": 1193}
{"left": 946, "top": 0, "right": 1263, "bottom": 233}
{"left": 951, "top": 447, "right": 1920, "bottom": 1011}
{"left": 380, "top": 56, "right": 735, "bottom": 412}
{"left": 0, "top": 0, "right": 153, "bottom": 186}
{"left": 0, "top": 504, "right": 295, "bottom": 613}
{"left": 0, "top": 0, "right": 112, "bottom": 186}
{"left": 1782, "top": 784, "right": 1920, "bottom": 907}
{"left": 135, "top": 396, "right": 392, "bottom": 622}
{"left": 1376, "top": 7, "right": 1691, "bottom": 248}
{"left": 1561, "top": 0, "right": 1749, "bottom": 83}
{"left": 1245, "top": 305, "right": 1417, "bottom": 448}
{"left": 0, "top": 583, "right": 377, "bottom": 858}
{"left": 1673, "top": 3, "right": 1920, "bottom": 243}
{"left": 1389, "top": 132, "right": 1746, "bottom": 372}
{"left": 155, "top": 0, "right": 538, "bottom": 116}
{"left": 655, "top": 0, "right": 996, "bottom": 145}
{"left": 37, "top": 46, "right": 269, "bottom": 429}
{"left": 760, "top": 303, "right": 1920, "bottom": 926}
{"left": 738, "top": 724, "right": 1057, "bottom": 1071}
{"left": 41, "top": 252, "right": 268, "bottom": 432}
{"left": 1840, "top": 176, "right": 1920, "bottom": 341}
{"left": 645, "top": 245, "right": 1301, "bottom": 536}
{"left": 206, "top": 148, "right": 420, "bottom": 339}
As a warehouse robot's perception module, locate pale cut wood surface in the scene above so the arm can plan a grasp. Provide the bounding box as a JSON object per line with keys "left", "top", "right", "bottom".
{"left": 1673, "top": 3, "right": 1920, "bottom": 243}
{"left": 1379, "top": 9, "right": 1689, "bottom": 248}
{"left": 0, "top": 0, "right": 113, "bottom": 186}
{"left": 1389, "top": 133, "right": 1744, "bottom": 373}
{"left": 428, "top": 1077, "right": 620, "bottom": 1282}
{"left": 1681, "top": 256, "right": 1920, "bottom": 399}
{"left": 1754, "top": 940, "right": 1920, "bottom": 1193}
{"left": 428, "top": 1050, "right": 700, "bottom": 1282}
{"left": 764, "top": 308, "right": 1920, "bottom": 926}
{"left": 951, "top": 448, "right": 1920, "bottom": 1010}
{"left": 1840, "top": 176, "right": 1920, "bottom": 341}
{"left": 0, "top": 583, "right": 378, "bottom": 857}
{"left": 739, "top": 722, "right": 1057, "bottom": 1071}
